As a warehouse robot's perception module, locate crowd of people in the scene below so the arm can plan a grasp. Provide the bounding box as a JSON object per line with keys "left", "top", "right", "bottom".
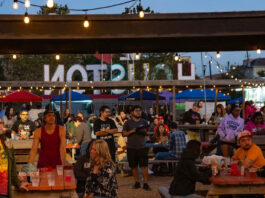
{"left": 0, "top": 101, "right": 265, "bottom": 198}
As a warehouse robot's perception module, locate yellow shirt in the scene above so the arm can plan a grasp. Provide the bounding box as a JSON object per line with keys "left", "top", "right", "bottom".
{"left": 233, "top": 144, "right": 265, "bottom": 169}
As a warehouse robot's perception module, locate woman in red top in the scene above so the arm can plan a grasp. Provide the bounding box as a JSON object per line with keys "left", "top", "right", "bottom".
{"left": 28, "top": 110, "right": 66, "bottom": 168}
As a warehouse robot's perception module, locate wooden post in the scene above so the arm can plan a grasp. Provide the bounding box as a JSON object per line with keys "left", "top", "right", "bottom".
{"left": 140, "top": 88, "right": 143, "bottom": 107}
{"left": 69, "top": 88, "right": 72, "bottom": 115}
{"left": 172, "top": 85, "right": 176, "bottom": 122}
{"left": 242, "top": 86, "right": 245, "bottom": 120}
{"left": 156, "top": 87, "right": 159, "bottom": 115}
{"left": 214, "top": 88, "right": 218, "bottom": 116}
{"left": 59, "top": 89, "right": 63, "bottom": 119}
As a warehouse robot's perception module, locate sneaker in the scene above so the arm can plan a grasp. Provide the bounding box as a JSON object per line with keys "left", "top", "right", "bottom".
{"left": 143, "top": 183, "right": 152, "bottom": 191}
{"left": 133, "top": 181, "right": 141, "bottom": 189}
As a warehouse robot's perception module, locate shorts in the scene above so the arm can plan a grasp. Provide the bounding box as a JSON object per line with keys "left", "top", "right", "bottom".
{"left": 127, "top": 148, "right": 148, "bottom": 168}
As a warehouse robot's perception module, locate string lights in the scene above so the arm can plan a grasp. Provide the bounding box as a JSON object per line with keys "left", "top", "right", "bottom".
{"left": 55, "top": 54, "right": 60, "bottom": 60}
{"left": 13, "top": 0, "right": 18, "bottom": 9}
{"left": 12, "top": 54, "right": 17, "bottom": 59}
{"left": 46, "top": 0, "right": 54, "bottom": 8}
{"left": 24, "top": 0, "right": 30, "bottom": 8}
{"left": 216, "top": 51, "right": 221, "bottom": 59}
{"left": 24, "top": 12, "right": 30, "bottom": 24}
{"left": 257, "top": 49, "right": 261, "bottom": 54}
{"left": 83, "top": 15, "right": 89, "bottom": 28}
{"left": 174, "top": 53, "right": 179, "bottom": 61}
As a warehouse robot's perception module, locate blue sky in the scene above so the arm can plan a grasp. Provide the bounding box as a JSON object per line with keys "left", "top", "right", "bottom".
{"left": 0, "top": 0, "right": 264, "bottom": 76}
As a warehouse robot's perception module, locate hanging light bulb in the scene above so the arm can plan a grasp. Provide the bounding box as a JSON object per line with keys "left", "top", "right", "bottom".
{"left": 13, "top": 0, "right": 18, "bottom": 9}
{"left": 47, "top": 0, "right": 54, "bottom": 8}
{"left": 139, "top": 10, "right": 144, "bottom": 18}
{"left": 257, "top": 49, "right": 261, "bottom": 54}
{"left": 174, "top": 53, "right": 179, "bottom": 61}
{"left": 55, "top": 54, "right": 60, "bottom": 60}
{"left": 24, "top": 12, "right": 30, "bottom": 24}
{"left": 135, "top": 53, "right": 140, "bottom": 60}
{"left": 12, "top": 54, "right": 17, "bottom": 59}
{"left": 83, "top": 15, "right": 89, "bottom": 28}
{"left": 25, "top": 0, "right": 30, "bottom": 8}
{"left": 216, "top": 51, "right": 221, "bottom": 58}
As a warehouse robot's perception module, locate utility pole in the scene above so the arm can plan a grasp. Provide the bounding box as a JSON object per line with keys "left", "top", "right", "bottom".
{"left": 209, "top": 60, "right": 212, "bottom": 80}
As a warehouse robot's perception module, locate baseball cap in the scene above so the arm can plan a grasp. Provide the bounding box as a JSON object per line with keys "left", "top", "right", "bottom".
{"left": 157, "top": 116, "right": 164, "bottom": 120}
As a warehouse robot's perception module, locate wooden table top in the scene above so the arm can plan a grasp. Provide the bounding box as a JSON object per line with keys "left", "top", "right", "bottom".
{"left": 28, "top": 169, "right": 76, "bottom": 191}
{"left": 210, "top": 175, "right": 265, "bottom": 186}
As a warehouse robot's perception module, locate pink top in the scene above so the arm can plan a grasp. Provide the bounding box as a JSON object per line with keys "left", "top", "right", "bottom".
{"left": 244, "top": 121, "right": 265, "bottom": 135}
{"left": 38, "top": 125, "right": 62, "bottom": 168}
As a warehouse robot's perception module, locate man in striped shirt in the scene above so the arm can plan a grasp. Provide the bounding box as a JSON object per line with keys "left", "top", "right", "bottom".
{"left": 156, "top": 122, "right": 186, "bottom": 160}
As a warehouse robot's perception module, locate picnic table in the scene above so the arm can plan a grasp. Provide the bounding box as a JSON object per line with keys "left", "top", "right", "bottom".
{"left": 12, "top": 169, "right": 76, "bottom": 198}
{"left": 207, "top": 174, "right": 265, "bottom": 197}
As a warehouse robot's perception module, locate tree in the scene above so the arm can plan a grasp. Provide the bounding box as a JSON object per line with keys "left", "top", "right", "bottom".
{"left": 257, "top": 70, "right": 265, "bottom": 77}
{"left": 37, "top": 3, "right": 70, "bottom": 15}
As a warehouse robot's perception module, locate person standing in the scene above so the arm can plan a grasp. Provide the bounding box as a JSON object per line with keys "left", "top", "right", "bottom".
{"left": 94, "top": 106, "right": 118, "bottom": 162}
{"left": 28, "top": 110, "right": 66, "bottom": 168}
{"left": 217, "top": 104, "right": 244, "bottom": 157}
{"left": 0, "top": 119, "right": 28, "bottom": 198}
{"left": 11, "top": 110, "right": 36, "bottom": 139}
{"left": 73, "top": 116, "right": 92, "bottom": 155}
{"left": 122, "top": 105, "right": 151, "bottom": 191}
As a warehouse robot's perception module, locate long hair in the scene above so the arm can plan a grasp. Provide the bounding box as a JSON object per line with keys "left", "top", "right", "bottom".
{"left": 155, "top": 124, "right": 167, "bottom": 137}
{"left": 215, "top": 104, "right": 226, "bottom": 118}
{"left": 90, "top": 139, "right": 113, "bottom": 167}
{"left": 251, "top": 112, "right": 264, "bottom": 124}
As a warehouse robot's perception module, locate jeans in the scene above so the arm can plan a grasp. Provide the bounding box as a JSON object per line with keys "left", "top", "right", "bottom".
{"left": 80, "top": 142, "right": 89, "bottom": 156}
{"left": 158, "top": 186, "right": 204, "bottom": 198}
{"left": 155, "top": 152, "right": 176, "bottom": 160}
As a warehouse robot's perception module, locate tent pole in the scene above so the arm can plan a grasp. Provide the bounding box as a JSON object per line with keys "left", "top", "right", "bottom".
{"left": 140, "top": 88, "right": 143, "bottom": 107}
{"left": 69, "top": 88, "right": 72, "bottom": 115}
{"left": 59, "top": 89, "right": 63, "bottom": 119}
{"left": 214, "top": 88, "right": 218, "bottom": 116}
{"left": 242, "top": 86, "right": 245, "bottom": 120}
{"left": 172, "top": 85, "right": 176, "bottom": 122}
{"left": 156, "top": 87, "right": 159, "bottom": 115}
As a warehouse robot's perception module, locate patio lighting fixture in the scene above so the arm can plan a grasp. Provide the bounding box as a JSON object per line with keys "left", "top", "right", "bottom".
{"left": 139, "top": 10, "right": 144, "bottom": 18}
{"left": 12, "top": 54, "right": 17, "bottom": 59}
{"left": 55, "top": 54, "right": 60, "bottom": 60}
{"left": 24, "top": 0, "right": 30, "bottom": 8}
{"left": 13, "top": 0, "right": 18, "bottom": 9}
{"left": 257, "top": 49, "right": 261, "bottom": 54}
{"left": 24, "top": 12, "right": 30, "bottom": 24}
{"left": 83, "top": 15, "right": 89, "bottom": 28}
{"left": 216, "top": 51, "right": 220, "bottom": 58}
{"left": 47, "top": 0, "right": 54, "bottom": 8}
{"left": 174, "top": 53, "right": 179, "bottom": 61}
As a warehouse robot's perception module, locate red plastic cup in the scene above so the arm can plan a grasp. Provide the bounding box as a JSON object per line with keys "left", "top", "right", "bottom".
{"left": 230, "top": 163, "right": 238, "bottom": 170}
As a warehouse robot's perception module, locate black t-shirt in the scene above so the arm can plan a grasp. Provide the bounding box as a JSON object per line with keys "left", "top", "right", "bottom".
{"left": 93, "top": 118, "right": 117, "bottom": 154}
{"left": 11, "top": 119, "right": 36, "bottom": 136}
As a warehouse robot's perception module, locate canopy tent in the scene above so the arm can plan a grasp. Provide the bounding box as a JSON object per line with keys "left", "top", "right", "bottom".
{"left": 50, "top": 91, "right": 93, "bottom": 102}
{"left": 227, "top": 97, "right": 243, "bottom": 104}
{"left": 118, "top": 90, "right": 166, "bottom": 101}
{"left": 0, "top": 90, "right": 42, "bottom": 102}
{"left": 171, "top": 89, "right": 231, "bottom": 101}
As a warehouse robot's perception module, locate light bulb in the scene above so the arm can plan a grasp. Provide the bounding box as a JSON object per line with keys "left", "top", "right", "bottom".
{"left": 216, "top": 51, "right": 221, "bottom": 58}
{"left": 174, "top": 55, "right": 179, "bottom": 61}
{"left": 135, "top": 53, "right": 140, "bottom": 60}
{"left": 13, "top": 0, "right": 18, "bottom": 9}
{"left": 139, "top": 10, "right": 144, "bottom": 18}
{"left": 12, "top": 54, "right": 17, "bottom": 59}
{"left": 25, "top": 0, "right": 30, "bottom": 8}
{"left": 257, "top": 49, "right": 261, "bottom": 54}
{"left": 47, "top": 0, "right": 54, "bottom": 8}
{"left": 83, "top": 20, "right": 89, "bottom": 28}
{"left": 55, "top": 54, "right": 60, "bottom": 60}
{"left": 24, "top": 12, "right": 30, "bottom": 24}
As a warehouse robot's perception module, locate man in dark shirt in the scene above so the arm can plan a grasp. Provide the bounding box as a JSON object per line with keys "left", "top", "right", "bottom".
{"left": 93, "top": 106, "right": 118, "bottom": 162}
{"left": 11, "top": 110, "right": 36, "bottom": 139}
{"left": 123, "top": 105, "right": 151, "bottom": 191}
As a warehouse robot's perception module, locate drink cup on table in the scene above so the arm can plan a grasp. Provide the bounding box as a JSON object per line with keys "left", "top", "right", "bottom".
{"left": 56, "top": 165, "right": 63, "bottom": 176}
{"left": 47, "top": 172, "right": 55, "bottom": 186}
{"left": 249, "top": 168, "right": 257, "bottom": 178}
{"left": 30, "top": 175, "right": 40, "bottom": 187}
{"left": 195, "top": 120, "right": 200, "bottom": 125}
{"left": 65, "top": 170, "right": 72, "bottom": 182}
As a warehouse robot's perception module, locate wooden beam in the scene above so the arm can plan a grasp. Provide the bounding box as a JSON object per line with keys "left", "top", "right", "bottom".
{"left": 242, "top": 86, "right": 245, "bottom": 120}
{"left": 155, "top": 88, "right": 159, "bottom": 115}
{"left": 172, "top": 86, "right": 176, "bottom": 122}
{"left": 214, "top": 88, "right": 218, "bottom": 116}
{"left": 2, "top": 11, "right": 265, "bottom": 53}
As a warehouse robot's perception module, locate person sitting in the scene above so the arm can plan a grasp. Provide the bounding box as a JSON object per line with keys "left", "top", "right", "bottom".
{"left": 217, "top": 104, "right": 244, "bottom": 157}
{"left": 209, "top": 104, "right": 226, "bottom": 124}
{"left": 152, "top": 124, "right": 169, "bottom": 144}
{"left": 244, "top": 112, "right": 265, "bottom": 135}
{"left": 158, "top": 140, "right": 211, "bottom": 198}
{"left": 83, "top": 139, "right": 118, "bottom": 198}
{"left": 233, "top": 130, "right": 265, "bottom": 169}
{"left": 182, "top": 102, "right": 203, "bottom": 141}
{"left": 74, "top": 140, "right": 95, "bottom": 198}
{"left": 116, "top": 111, "right": 128, "bottom": 127}
{"left": 154, "top": 116, "right": 169, "bottom": 134}
{"left": 155, "top": 122, "right": 186, "bottom": 160}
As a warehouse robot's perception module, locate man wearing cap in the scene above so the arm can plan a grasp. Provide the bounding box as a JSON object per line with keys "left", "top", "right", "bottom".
{"left": 28, "top": 110, "right": 66, "bottom": 168}
{"left": 182, "top": 102, "right": 203, "bottom": 141}
{"left": 233, "top": 130, "right": 265, "bottom": 169}
{"left": 154, "top": 116, "right": 169, "bottom": 133}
